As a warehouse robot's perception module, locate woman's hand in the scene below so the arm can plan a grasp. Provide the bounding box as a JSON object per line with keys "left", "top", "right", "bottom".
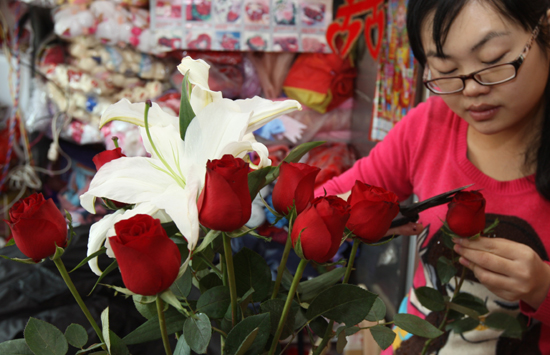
{"left": 453, "top": 236, "right": 550, "bottom": 310}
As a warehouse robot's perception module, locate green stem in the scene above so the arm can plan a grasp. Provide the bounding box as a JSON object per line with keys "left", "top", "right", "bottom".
{"left": 195, "top": 254, "right": 223, "bottom": 278}
{"left": 223, "top": 233, "right": 239, "bottom": 327}
{"left": 156, "top": 297, "right": 173, "bottom": 355}
{"left": 313, "top": 239, "right": 360, "bottom": 355}
{"left": 313, "top": 319, "right": 334, "bottom": 355}
{"left": 271, "top": 236, "right": 293, "bottom": 299}
{"left": 268, "top": 258, "right": 308, "bottom": 355}
{"left": 53, "top": 258, "right": 104, "bottom": 344}
{"left": 421, "top": 266, "right": 467, "bottom": 355}
{"left": 343, "top": 238, "right": 360, "bottom": 284}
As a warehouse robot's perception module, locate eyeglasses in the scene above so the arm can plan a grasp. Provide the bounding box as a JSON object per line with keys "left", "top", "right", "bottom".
{"left": 423, "top": 25, "right": 540, "bottom": 95}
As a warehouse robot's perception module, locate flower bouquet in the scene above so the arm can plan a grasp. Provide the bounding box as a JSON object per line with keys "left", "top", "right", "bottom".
{"left": 0, "top": 58, "right": 524, "bottom": 355}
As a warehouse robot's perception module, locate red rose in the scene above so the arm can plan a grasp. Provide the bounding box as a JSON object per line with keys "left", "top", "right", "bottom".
{"left": 346, "top": 181, "right": 400, "bottom": 243}
{"left": 446, "top": 191, "right": 486, "bottom": 237}
{"left": 109, "top": 214, "right": 181, "bottom": 296}
{"left": 272, "top": 162, "right": 321, "bottom": 215}
{"left": 198, "top": 154, "right": 252, "bottom": 232}
{"left": 291, "top": 196, "right": 350, "bottom": 263}
{"left": 92, "top": 147, "right": 126, "bottom": 171}
{"left": 5, "top": 193, "right": 67, "bottom": 262}
{"left": 92, "top": 147, "right": 128, "bottom": 208}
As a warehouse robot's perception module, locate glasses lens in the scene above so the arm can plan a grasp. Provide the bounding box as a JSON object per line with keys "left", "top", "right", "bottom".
{"left": 426, "top": 78, "right": 464, "bottom": 94}
{"left": 474, "top": 64, "right": 516, "bottom": 84}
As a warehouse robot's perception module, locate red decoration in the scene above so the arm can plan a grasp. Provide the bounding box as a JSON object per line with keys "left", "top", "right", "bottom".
{"left": 326, "top": 0, "right": 385, "bottom": 60}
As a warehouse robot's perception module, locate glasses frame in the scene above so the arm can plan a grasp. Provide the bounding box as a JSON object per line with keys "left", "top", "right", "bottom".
{"left": 423, "top": 24, "right": 541, "bottom": 95}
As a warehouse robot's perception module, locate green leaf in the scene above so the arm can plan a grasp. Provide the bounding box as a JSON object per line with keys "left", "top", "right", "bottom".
{"left": 192, "top": 245, "right": 215, "bottom": 272}
{"left": 393, "top": 314, "right": 444, "bottom": 339}
{"left": 370, "top": 325, "right": 396, "bottom": 350}
{"left": 306, "top": 284, "right": 377, "bottom": 327}
{"left": 171, "top": 267, "right": 193, "bottom": 299}
{"left": 309, "top": 316, "right": 329, "bottom": 337}
{"left": 233, "top": 328, "right": 258, "bottom": 355}
{"left": 414, "top": 287, "right": 446, "bottom": 312}
{"left": 437, "top": 256, "right": 457, "bottom": 284}
{"left": 179, "top": 69, "right": 196, "bottom": 140}
{"left": 283, "top": 141, "right": 325, "bottom": 164}
{"left": 51, "top": 244, "right": 65, "bottom": 261}
{"left": 298, "top": 267, "right": 346, "bottom": 303}
{"left": 88, "top": 260, "right": 118, "bottom": 296}
{"left": 199, "top": 272, "right": 223, "bottom": 293}
{"left": 5, "top": 238, "right": 15, "bottom": 247}
{"left": 336, "top": 326, "right": 348, "bottom": 354}
{"left": 24, "top": 317, "right": 69, "bottom": 355}
{"left": 234, "top": 248, "right": 272, "bottom": 302}
{"left": 69, "top": 247, "right": 106, "bottom": 273}
{"left": 183, "top": 313, "right": 212, "bottom": 354}
{"left": 484, "top": 312, "right": 523, "bottom": 339}
{"left": 64, "top": 324, "right": 88, "bottom": 348}
{"left": 196, "top": 285, "right": 231, "bottom": 319}
{"left": 174, "top": 335, "right": 191, "bottom": 355}
{"left": 261, "top": 299, "right": 295, "bottom": 339}
{"left": 239, "top": 287, "right": 255, "bottom": 315}
{"left": 223, "top": 313, "right": 271, "bottom": 355}
{"left": 108, "top": 331, "right": 129, "bottom": 355}
{"left": 101, "top": 307, "right": 111, "bottom": 352}
{"left": 133, "top": 295, "right": 158, "bottom": 320}
{"left": 0, "top": 254, "right": 37, "bottom": 264}
{"left": 195, "top": 230, "right": 221, "bottom": 254}
{"left": 248, "top": 166, "right": 275, "bottom": 200}
{"left": 123, "top": 307, "right": 187, "bottom": 345}
{"left": 441, "top": 232, "right": 455, "bottom": 250}
{"left": 75, "top": 342, "right": 104, "bottom": 354}
{"left": 451, "top": 293, "right": 488, "bottom": 316}
{"left": 0, "top": 339, "right": 34, "bottom": 355}
{"left": 365, "top": 297, "right": 386, "bottom": 322}
{"left": 447, "top": 302, "right": 480, "bottom": 319}
{"left": 445, "top": 317, "right": 479, "bottom": 334}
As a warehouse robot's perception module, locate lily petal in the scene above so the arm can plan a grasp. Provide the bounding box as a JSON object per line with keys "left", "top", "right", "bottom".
{"left": 99, "top": 99, "right": 179, "bottom": 128}
{"left": 233, "top": 97, "right": 302, "bottom": 134}
{"left": 80, "top": 157, "right": 178, "bottom": 214}
{"left": 177, "top": 57, "right": 223, "bottom": 114}
{"left": 151, "top": 173, "right": 201, "bottom": 250}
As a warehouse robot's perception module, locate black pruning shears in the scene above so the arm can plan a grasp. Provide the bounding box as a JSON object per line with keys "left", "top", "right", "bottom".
{"left": 388, "top": 184, "right": 474, "bottom": 230}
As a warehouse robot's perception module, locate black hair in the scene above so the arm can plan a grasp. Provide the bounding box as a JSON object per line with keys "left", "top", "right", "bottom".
{"left": 407, "top": 0, "right": 550, "bottom": 201}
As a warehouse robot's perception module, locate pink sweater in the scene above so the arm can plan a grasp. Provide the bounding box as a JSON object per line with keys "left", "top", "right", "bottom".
{"left": 318, "top": 96, "right": 550, "bottom": 354}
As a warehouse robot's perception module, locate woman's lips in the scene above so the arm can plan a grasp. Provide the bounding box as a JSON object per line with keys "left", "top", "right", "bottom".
{"left": 467, "top": 105, "right": 500, "bottom": 121}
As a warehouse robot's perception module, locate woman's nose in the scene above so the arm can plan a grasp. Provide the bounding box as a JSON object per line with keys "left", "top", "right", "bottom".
{"left": 462, "top": 78, "right": 492, "bottom": 97}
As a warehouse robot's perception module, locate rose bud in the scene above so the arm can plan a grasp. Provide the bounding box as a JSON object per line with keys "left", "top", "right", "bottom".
{"left": 291, "top": 196, "right": 350, "bottom": 263}
{"left": 272, "top": 162, "right": 321, "bottom": 215}
{"left": 446, "top": 191, "right": 486, "bottom": 237}
{"left": 92, "top": 147, "right": 126, "bottom": 171}
{"left": 198, "top": 154, "right": 252, "bottom": 232}
{"left": 346, "top": 181, "right": 400, "bottom": 243}
{"left": 93, "top": 147, "right": 128, "bottom": 208}
{"left": 5, "top": 193, "right": 67, "bottom": 262}
{"left": 109, "top": 214, "right": 181, "bottom": 296}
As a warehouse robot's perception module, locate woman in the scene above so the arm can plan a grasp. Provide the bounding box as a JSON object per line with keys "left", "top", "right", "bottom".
{"left": 319, "top": 0, "right": 550, "bottom": 353}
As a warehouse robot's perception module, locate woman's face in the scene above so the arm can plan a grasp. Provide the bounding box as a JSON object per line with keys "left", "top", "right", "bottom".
{"left": 421, "top": 1, "right": 550, "bottom": 136}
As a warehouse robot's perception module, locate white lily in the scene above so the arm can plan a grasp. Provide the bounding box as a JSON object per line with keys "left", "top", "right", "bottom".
{"left": 81, "top": 97, "right": 300, "bottom": 270}
{"left": 81, "top": 56, "right": 301, "bottom": 275}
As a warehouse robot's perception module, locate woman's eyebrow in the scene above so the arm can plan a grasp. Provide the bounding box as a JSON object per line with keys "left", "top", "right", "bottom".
{"left": 425, "top": 30, "right": 511, "bottom": 59}
{"left": 470, "top": 31, "right": 510, "bottom": 52}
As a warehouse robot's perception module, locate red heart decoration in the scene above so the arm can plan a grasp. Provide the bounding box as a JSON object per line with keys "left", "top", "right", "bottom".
{"left": 326, "top": 19, "right": 364, "bottom": 58}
